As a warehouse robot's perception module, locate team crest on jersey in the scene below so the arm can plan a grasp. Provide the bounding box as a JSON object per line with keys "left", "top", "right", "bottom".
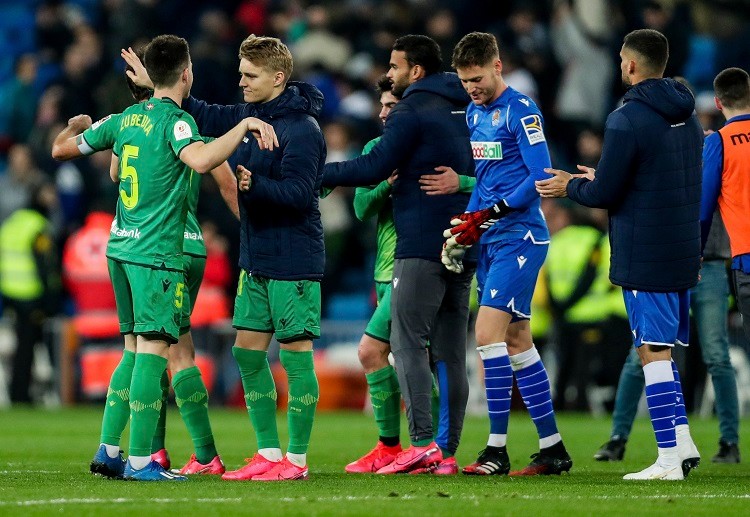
{"left": 520, "top": 115, "right": 545, "bottom": 145}
{"left": 91, "top": 115, "right": 111, "bottom": 131}
{"left": 472, "top": 141, "right": 503, "bottom": 160}
{"left": 491, "top": 109, "right": 501, "bottom": 127}
{"left": 173, "top": 121, "right": 193, "bottom": 141}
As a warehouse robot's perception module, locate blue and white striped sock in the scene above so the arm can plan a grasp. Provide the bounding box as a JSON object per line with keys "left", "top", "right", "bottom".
{"left": 671, "top": 360, "right": 688, "bottom": 427}
{"left": 643, "top": 360, "right": 678, "bottom": 463}
{"left": 478, "top": 343, "right": 512, "bottom": 448}
{"left": 510, "top": 346, "right": 561, "bottom": 449}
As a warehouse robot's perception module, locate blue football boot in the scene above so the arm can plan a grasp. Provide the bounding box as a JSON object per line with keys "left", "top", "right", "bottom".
{"left": 123, "top": 459, "right": 187, "bottom": 481}
{"left": 90, "top": 444, "right": 126, "bottom": 479}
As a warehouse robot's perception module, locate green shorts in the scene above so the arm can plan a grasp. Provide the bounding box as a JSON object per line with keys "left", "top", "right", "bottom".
{"left": 232, "top": 271, "right": 321, "bottom": 343}
{"left": 179, "top": 254, "right": 206, "bottom": 333}
{"left": 108, "top": 258, "right": 185, "bottom": 344}
{"left": 364, "top": 281, "right": 391, "bottom": 343}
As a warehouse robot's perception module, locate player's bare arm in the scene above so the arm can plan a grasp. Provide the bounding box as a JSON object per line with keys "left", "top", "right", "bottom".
{"left": 109, "top": 154, "right": 119, "bottom": 183}
{"left": 419, "top": 165, "right": 460, "bottom": 195}
{"left": 180, "top": 116, "right": 277, "bottom": 173}
{"left": 51, "top": 114, "right": 93, "bottom": 160}
{"left": 210, "top": 161, "right": 240, "bottom": 219}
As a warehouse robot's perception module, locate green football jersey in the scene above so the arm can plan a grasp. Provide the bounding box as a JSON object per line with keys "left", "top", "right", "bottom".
{"left": 353, "top": 137, "right": 396, "bottom": 283}
{"left": 80, "top": 97, "right": 203, "bottom": 270}
{"left": 80, "top": 110, "right": 206, "bottom": 259}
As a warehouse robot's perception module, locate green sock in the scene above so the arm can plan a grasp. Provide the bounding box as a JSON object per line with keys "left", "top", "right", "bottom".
{"left": 365, "top": 365, "right": 401, "bottom": 440}
{"left": 100, "top": 350, "right": 135, "bottom": 445}
{"left": 232, "top": 347, "right": 280, "bottom": 449}
{"left": 128, "top": 353, "right": 168, "bottom": 456}
{"left": 413, "top": 438, "right": 433, "bottom": 447}
{"left": 173, "top": 366, "right": 217, "bottom": 464}
{"left": 431, "top": 376, "right": 440, "bottom": 441}
{"left": 280, "top": 349, "right": 319, "bottom": 454}
{"left": 150, "top": 369, "right": 169, "bottom": 453}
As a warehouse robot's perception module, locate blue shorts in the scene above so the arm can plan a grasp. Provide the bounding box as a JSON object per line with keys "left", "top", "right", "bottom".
{"left": 476, "top": 236, "right": 547, "bottom": 321}
{"left": 623, "top": 289, "right": 690, "bottom": 348}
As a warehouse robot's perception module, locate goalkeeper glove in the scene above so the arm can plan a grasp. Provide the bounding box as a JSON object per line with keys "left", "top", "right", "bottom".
{"left": 443, "top": 200, "right": 514, "bottom": 247}
{"left": 441, "top": 241, "right": 468, "bottom": 274}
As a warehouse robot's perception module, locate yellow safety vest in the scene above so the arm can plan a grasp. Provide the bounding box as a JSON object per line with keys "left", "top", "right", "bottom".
{"left": 0, "top": 209, "right": 48, "bottom": 300}
{"left": 546, "top": 225, "right": 625, "bottom": 324}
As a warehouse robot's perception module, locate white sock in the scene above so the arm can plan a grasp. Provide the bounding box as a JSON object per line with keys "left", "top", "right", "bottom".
{"left": 477, "top": 342, "right": 508, "bottom": 360}
{"left": 675, "top": 423, "right": 691, "bottom": 439}
{"left": 509, "top": 345, "right": 540, "bottom": 371}
{"left": 258, "top": 448, "right": 282, "bottom": 462}
{"left": 540, "top": 433, "right": 562, "bottom": 449}
{"left": 657, "top": 447, "right": 680, "bottom": 468}
{"left": 286, "top": 452, "right": 306, "bottom": 467}
{"left": 128, "top": 455, "right": 151, "bottom": 470}
{"left": 487, "top": 434, "right": 507, "bottom": 448}
{"left": 103, "top": 444, "right": 120, "bottom": 459}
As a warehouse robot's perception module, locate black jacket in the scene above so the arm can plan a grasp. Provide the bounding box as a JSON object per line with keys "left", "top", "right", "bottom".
{"left": 184, "top": 82, "right": 326, "bottom": 280}
{"left": 567, "top": 78, "right": 703, "bottom": 291}
{"left": 322, "top": 73, "right": 475, "bottom": 262}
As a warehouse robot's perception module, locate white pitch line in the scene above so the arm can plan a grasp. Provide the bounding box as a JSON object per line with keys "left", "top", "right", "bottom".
{"left": 1, "top": 494, "right": 749, "bottom": 507}
{"left": 0, "top": 470, "right": 62, "bottom": 474}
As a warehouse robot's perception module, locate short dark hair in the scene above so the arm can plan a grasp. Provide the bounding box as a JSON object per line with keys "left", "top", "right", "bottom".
{"left": 144, "top": 35, "right": 190, "bottom": 88}
{"left": 392, "top": 35, "right": 442, "bottom": 76}
{"left": 622, "top": 29, "right": 669, "bottom": 76}
{"left": 714, "top": 67, "right": 750, "bottom": 109}
{"left": 126, "top": 46, "right": 151, "bottom": 102}
{"left": 376, "top": 74, "right": 402, "bottom": 99}
{"left": 452, "top": 32, "right": 499, "bottom": 69}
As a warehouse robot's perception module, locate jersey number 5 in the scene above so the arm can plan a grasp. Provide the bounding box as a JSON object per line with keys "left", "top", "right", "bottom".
{"left": 120, "top": 144, "right": 140, "bottom": 209}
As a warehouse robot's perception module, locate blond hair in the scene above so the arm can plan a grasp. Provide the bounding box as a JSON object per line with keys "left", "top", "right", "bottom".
{"left": 239, "top": 35, "right": 293, "bottom": 82}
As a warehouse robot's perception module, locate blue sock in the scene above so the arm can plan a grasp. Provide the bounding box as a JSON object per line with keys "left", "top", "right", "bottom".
{"left": 643, "top": 360, "right": 677, "bottom": 450}
{"left": 478, "top": 343, "right": 512, "bottom": 447}
{"left": 670, "top": 360, "right": 688, "bottom": 427}
{"left": 510, "top": 346, "right": 560, "bottom": 448}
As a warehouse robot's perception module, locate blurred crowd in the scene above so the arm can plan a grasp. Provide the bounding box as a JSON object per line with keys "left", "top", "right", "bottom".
{"left": 0, "top": 0, "right": 749, "bottom": 406}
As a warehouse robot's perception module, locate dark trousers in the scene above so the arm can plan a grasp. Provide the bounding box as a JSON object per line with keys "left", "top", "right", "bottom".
{"left": 390, "top": 258, "right": 474, "bottom": 453}
{"left": 4, "top": 297, "right": 45, "bottom": 403}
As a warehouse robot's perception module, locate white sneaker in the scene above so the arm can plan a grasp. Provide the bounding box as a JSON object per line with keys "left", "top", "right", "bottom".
{"left": 623, "top": 460, "right": 684, "bottom": 480}
{"left": 676, "top": 425, "right": 701, "bottom": 477}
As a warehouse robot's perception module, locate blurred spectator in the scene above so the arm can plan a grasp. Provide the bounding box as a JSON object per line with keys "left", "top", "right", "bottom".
{"left": 425, "top": 9, "right": 460, "bottom": 69}
{"left": 551, "top": 0, "right": 614, "bottom": 159}
{"left": 0, "top": 182, "right": 60, "bottom": 403}
{"left": 2, "top": 54, "right": 40, "bottom": 145}
{"left": 640, "top": 0, "right": 691, "bottom": 78}
{"left": 292, "top": 5, "right": 352, "bottom": 74}
{"left": 0, "top": 144, "right": 43, "bottom": 224}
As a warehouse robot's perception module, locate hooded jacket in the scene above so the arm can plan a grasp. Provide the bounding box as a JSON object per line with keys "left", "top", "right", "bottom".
{"left": 322, "top": 73, "right": 475, "bottom": 262}
{"left": 566, "top": 78, "right": 703, "bottom": 291}
{"left": 183, "top": 82, "right": 326, "bottom": 280}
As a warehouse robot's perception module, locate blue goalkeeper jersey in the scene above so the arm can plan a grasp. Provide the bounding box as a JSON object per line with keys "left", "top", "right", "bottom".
{"left": 466, "top": 86, "right": 551, "bottom": 244}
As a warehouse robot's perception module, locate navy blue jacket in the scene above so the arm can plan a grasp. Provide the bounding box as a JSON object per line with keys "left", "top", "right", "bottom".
{"left": 567, "top": 78, "right": 702, "bottom": 292}
{"left": 322, "top": 73, "right": 475, "bottom": 263}
{"left": 184, "top": 82, "right": 326, "bottom": 280}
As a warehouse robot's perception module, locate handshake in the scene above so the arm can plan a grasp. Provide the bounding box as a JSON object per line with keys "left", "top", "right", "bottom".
{"left": 441, "top": 200, "right": 513, "bottom": 273}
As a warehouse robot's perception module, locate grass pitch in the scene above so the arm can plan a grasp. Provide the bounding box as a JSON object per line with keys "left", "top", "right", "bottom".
{"left": 0, "top": 407, "right": 748, "bottom": 516}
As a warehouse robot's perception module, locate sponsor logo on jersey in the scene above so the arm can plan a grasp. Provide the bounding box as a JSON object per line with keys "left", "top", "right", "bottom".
{"left": 91, "top": 115, "right": 111, "bottom": 131}
{"left": 110, "top": 221, "right": 141, "bottom": 239}
{"left": 472, "top": 141, "right": 503, "bottom": 160}
{"left": 184, "top": 231, "right": 204, "bottom": 241}
{"left": 174, "top": 121, "right": 193, "bottom": 141}
{"left": 730, "top": 132, "right": 750, "bottom": 145}
{"left": 520, "top": 115, "right": 545, "bottom": 145}
{"left": 491, "top": 109, "right": 501, "bottom": 126}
